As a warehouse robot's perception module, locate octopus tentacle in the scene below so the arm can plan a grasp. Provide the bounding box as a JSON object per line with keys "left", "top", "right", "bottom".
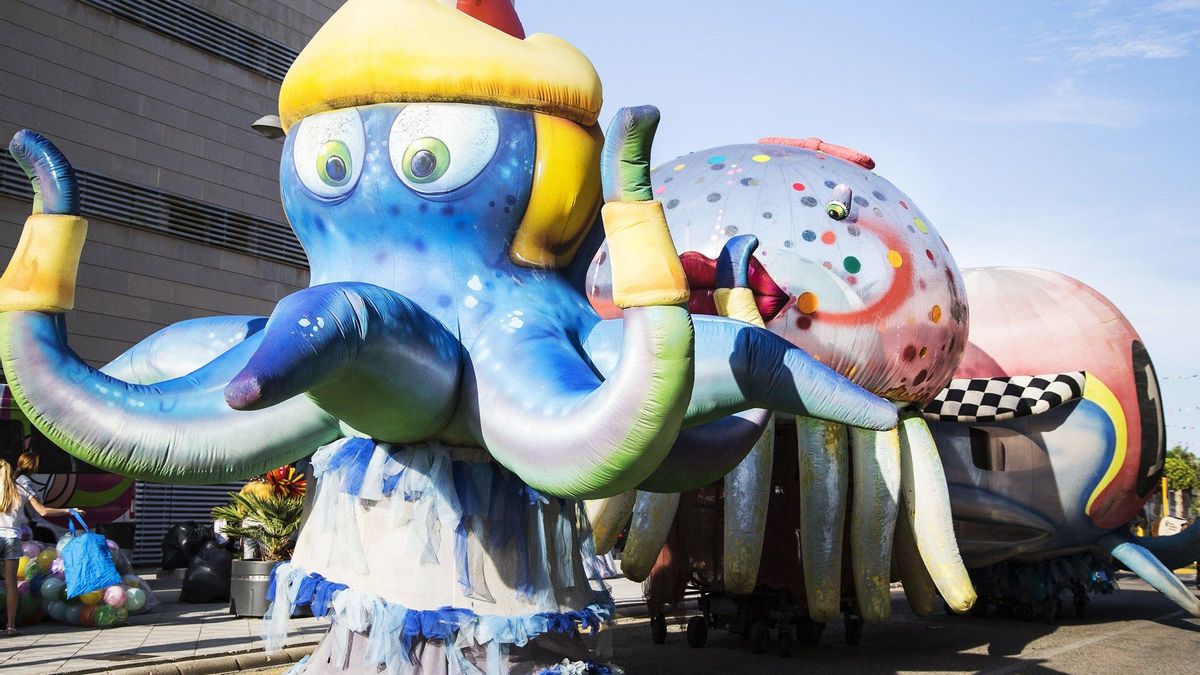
{"left": 620, "top": 490, "right": 679, "bottom": 582}
{"left": 849, "top": 426, "right": 902, "bottom": 624}
{"left": 0, "top": 312, "right": 340, "bottom": 482}
{"left": 225, "top": 282, "right": 465, "bottom": 442}
{"left": 585, "top": 314, "right": 896, "bottom": 431}
{"left": 0, "top": 132, "right": 341, "bottom": 483}
{"left": 102, "top": 316, "right": 268, "bottom": 384}
{"left": 898, "top": 415, "right": 976, "bottom": 613}
{"left": 797, "top": 417, "right": 850, "bottom": 621}
{"left": 1099, "top": 533, "right": 1200, "bottom": 617}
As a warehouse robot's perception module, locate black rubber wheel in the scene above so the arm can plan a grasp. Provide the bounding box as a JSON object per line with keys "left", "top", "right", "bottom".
{"left": 777, "top": 630, "right": 793, "bottom": 657}
{"left": 650, "top": 613, "right": 667, "bottom": 645}
{"left": 1041, "top": 597, "right": 1059, "bottom": 625}
{"left": 798, "top": 617, "right": 823, "bottom": 645}
{"left": 749, "top": 621, "right": 771, "bottom": 654}
{"left": 686, "top": 616, "right": 708, "bottom": 648}
{"left": 844, "top": 614, "right": 863, "bottom": 646}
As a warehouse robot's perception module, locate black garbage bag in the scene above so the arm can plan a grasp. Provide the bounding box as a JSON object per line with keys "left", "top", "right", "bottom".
{"left": 181, "top": 541, "right": 233, "bottom": 603}
{"left": 161, "top": 522, "right": 215, "bottom": 570}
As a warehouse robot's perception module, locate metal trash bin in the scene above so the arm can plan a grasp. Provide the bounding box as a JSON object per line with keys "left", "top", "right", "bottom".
{"left": 229, "top": 559, "right": 278, "bottom": 617}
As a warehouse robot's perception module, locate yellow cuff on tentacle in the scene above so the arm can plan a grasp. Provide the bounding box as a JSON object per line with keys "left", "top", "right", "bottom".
{"left": 714, "top": 287, "right": 765, "bottom": 328}
{"left": 601, "top": 201, "right": 688, "bottom": 308}
{"left": 0, "top": 214, "right": 87, "bottom": 312}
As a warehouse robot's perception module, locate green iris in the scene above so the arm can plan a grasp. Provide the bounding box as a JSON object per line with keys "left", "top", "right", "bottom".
{"left": 316, "top": 140, "right": 353, "bottom": 187}
{"left": 402, "top": 137, "right": 450, "bottom": 184}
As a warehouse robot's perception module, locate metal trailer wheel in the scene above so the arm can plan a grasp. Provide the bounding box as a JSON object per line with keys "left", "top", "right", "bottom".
{"left": 686, "top": 616, "right": 708, "bottom": 648}
{"left": 749, "top": 621, "right": 771, "bottom": 654}
{"left": 844, "top": 613, "right": 863, "bottom": 646}
{"left": 650, "top": 613, "right": 667, "bottom": 644}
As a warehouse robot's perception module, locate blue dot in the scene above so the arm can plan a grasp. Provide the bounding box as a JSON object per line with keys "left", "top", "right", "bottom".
{"left": 802, "top": 230, "right": 817, "bottom": 242}
{"left": 707, "top": 155, "right": 726, "bottom": 164}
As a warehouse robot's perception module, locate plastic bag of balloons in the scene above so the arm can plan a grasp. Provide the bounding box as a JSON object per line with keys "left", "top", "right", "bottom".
{"left": 160, "top": 521, "right": 214, "bottom": 570}
{"left": 181, "top": 541, "right": 232, "bottom": 603}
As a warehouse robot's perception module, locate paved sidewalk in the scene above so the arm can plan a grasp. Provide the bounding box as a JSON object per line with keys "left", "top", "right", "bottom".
{"left": 0, "top": 572, "right": 650, "bottom": 674}
{"left": 0, "top": 573, "right": 326, "bottom": 674}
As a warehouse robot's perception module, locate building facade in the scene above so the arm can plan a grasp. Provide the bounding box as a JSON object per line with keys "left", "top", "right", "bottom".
{"left": 0, "top": 0, "right": 345, "bottom": 562}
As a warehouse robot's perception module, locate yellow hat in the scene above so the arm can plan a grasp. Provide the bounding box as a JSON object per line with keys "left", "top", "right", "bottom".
{"left": 278, "top": 0, "right": 603, "bottom": 132}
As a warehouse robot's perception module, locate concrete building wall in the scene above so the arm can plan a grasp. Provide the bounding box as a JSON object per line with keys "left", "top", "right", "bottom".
{"left": 0, "top": 0, "right": 348, "bottom": 366}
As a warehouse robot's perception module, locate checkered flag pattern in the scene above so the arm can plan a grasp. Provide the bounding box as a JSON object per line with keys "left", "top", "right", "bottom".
{"left": 921, "top": 372, "right": 1086, "bottom": 423}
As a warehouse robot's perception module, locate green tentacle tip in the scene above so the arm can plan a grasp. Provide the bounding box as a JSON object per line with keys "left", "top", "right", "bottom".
{"left": 602, "top": 105, "right": 662, "bottom": 202}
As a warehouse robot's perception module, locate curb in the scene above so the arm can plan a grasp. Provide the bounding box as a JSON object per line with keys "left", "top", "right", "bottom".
{"left": 64, "top": 643, "right": 319, "bottom": 675}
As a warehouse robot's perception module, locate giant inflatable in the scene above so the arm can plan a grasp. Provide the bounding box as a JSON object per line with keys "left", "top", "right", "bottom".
{"left": 587, "top": 138, "right": 977, "bottom": 630}
{"left": 0, "top": 1, "right": 904, "bottom": 671}
{"left": 922, "top": 267, "right": 1199, "bottom": 621}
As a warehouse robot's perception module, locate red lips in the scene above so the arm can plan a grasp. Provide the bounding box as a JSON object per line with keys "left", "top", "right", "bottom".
{"left": 679, "top": 251, "right": 791, "bottom": 322}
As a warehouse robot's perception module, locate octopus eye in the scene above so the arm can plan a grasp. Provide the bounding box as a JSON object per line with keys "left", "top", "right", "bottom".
{"left": 290, "top": 108, "right": 365, "bottom": 200}
{"left": 317, "top": 140, "right": 353, "bottom": 187}
{"left": 401, "top": 138, "right": 450, "bottom": 184}
{"left": 389, "top": 103, "right": 499, "bottom": 194}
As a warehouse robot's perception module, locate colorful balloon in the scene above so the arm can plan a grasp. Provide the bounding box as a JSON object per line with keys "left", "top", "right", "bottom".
{"left": 93, "top": 604, "right": 116, "bottom": 628}
{"left": 16, "top": 555, "right": 29, "bottom": 579}
{"left": 79, "top": 589, "right": 103, "bottom": 606}
{"left": 20, "top": 541, "right": 43, "bottom": 559}
{"left": 64, "top": 604, "right": 83, "bottom": 625}
{"left": 36, "top": 548, "right": 57, "bottom": 567}
{"left": 113, "top": 607, "right": 129, "bottom": 624}
{"left": 22, "top": 559, "right": 41, "bottom": 580}
{"left": 50, "top": 557, "right": 65, "bottom": 575}
{"left": 79, "top": 605, "right": 96, "bottom": 627}
{"left": 102, "top": 585, "right": 127, "bottom": 608}
{"left": 16, "top": 580, "right": 30, "bottom": 596}
{"left": 39, "top": 576, "right": 66, "bottom": 601}
{"left": 46, "top": 599, "right": 67, "bottom": 622}
{"left": 124, "top": 587, "right": 146, "bottom": 612}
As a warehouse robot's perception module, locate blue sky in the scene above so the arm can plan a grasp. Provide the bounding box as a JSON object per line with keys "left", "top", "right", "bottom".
{"left": 521, "top": 0, "right": 1200, "bottom": 451}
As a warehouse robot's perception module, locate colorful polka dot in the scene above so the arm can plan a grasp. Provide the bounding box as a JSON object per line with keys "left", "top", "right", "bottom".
{"left": 899, "top": 200, "right": 909, "bottom": 209}
{"left": 792, "top": 182, "right": 806, "bottom": 191}
{"left": 752, "top": 154, "right": 771, "bottom": 163}
{"left": 913, "top": 217, "right": 929, "bottom": 233}
{"left": 822, "top": 261, "right": 833, "bottom": 270}
{"left": 843, "top": 256, "right": 861, "bottom": 273}
{"left": 796, "top": 316, "right": 812, "bottom": 330}
{"left": 674, "top": 164, "right": 686, "bottom": 171}
{"left": 847, "top": 275, "right": 857, "bottom": 285}
{"left": 887, "top": 250, "right": 904, "bottom": 268}
{"left": 655, "top": 185, "right": 667, "bottom": 195}
{"left": 797, "top": 292, "right": 820, "bottom": 314}
{"left": 707, "top": 155, "right": 725, "bottom": 164}
{"left": 821, "top": 230, "right": 837, "bottom": 245}
{"left": 930, "top": 305, "right": 942, "bottom": 323}
{"left": 802, "top": 230, "right": 817, "bottom": 242}
{"left": 926, "top": 249, "right": 935, "bottom": 261}
{"left": 919, "top": 346, "right": 928, "bottom": 359}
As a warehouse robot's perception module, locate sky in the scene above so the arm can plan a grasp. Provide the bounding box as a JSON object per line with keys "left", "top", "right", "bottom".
{"left": 520, "top": 0, "right": 1200, "bottom": 450}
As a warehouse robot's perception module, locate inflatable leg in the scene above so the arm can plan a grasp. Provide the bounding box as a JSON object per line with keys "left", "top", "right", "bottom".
{"left": 621, "top": 491, "right": 680, "bottom": 582}
{"left": 849, "top": 426, "right": 901, "bottom": 624}
{"left": 797, "top": 417, "right": 849, "bottom": 622}
{"left": 724, "top": 417, "right": 775, "bottom": 595}
{"left": 585, "top": 491, "right": 636, "bottom": 555}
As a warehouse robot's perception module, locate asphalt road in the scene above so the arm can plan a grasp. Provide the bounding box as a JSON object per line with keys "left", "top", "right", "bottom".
{"left": 607, "top": 573, "right": 1200, "bottom": 674}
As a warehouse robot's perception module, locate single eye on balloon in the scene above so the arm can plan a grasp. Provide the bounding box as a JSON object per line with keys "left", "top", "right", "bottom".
{"left": 292, "top": 109, "right": 365, "bottom": 200}
{"left": 389, "top": 104, "right": 499, "bottom": 194}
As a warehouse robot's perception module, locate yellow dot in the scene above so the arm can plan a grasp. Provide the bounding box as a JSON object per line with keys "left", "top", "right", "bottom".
{"left": 887, "top": 250, "right": 904, "bottom": 268}
{"left": 751, "top": 154, "right": 771, "bottom": 163}
{"left": 913, "top": 217, "right": 928, "bottom": 233}
{"left": 674, "top": 164, "right": 686, "bottom": 171}
{"left": 797, "top": 292, "right": 820, "bottom": 314}
{"left": 930, "top": 305, "right": 942, "bottom": 323}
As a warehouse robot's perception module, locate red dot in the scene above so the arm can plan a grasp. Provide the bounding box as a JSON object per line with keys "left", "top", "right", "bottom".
{"left": 796, "top": 316, "right": 813, "bottom": 330}
{"left": 847, "top": 275, "right": 857, "bottom": 285}
{"left": 792, "top": 182, "right": 806, "bottom": 191}
{"left": 899, "top": 200, "right": 909, "bottom": 209}
{"left": 821, "top": 231, "right": 837, "bottom": 245}
{"left": 822, "top": 261, "right": 833, "bottom": 269}
{"left": 926, "top": 249, "right": 935, "bottom": 261}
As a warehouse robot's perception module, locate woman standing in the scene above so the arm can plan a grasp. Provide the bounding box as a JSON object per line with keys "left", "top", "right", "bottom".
{"left": 0, "top": 459, "right": 78, "bottom": 636}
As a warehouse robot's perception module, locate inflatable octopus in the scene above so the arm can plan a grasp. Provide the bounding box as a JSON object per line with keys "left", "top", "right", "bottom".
{"left": 586, "top": 138, "right": 977, "bottom": 625}
{"left": 0, "top": 0, "right": 899, "bottom": 670}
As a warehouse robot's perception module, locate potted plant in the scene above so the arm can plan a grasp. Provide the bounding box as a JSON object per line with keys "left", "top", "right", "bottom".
{"left": 213, "top": 465, "right": 306, "bottom": 617}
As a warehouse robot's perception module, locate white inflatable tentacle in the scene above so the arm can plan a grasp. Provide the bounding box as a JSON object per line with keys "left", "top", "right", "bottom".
{"left": 898, "top": 414, "right": 976, "bottom": 613}
{"left": 620, "top": 491, "right": 680, "bottom": 582}
{"left": 723, "top": 417, "right": 775, "bottom": 595}
{"left": 894, "top": 501, "right": 940, "bottom": 617}
{"left": 849, "top": 426, "right": 902, "bottom": 624}
{"left": 797, "top": 417, "right": 849, "bottom": 622}
{"left": 584, "top": 491, "right": 637, "bottom": 555}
